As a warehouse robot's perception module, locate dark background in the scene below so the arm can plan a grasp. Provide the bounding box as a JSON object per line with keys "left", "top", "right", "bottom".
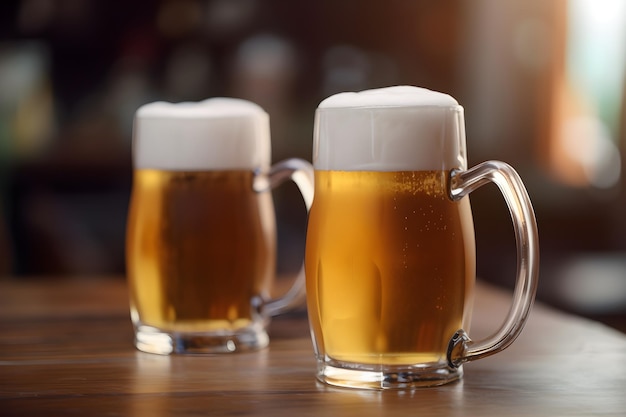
{"left": 0, "top": 0, "right": 625, "bottom": 331}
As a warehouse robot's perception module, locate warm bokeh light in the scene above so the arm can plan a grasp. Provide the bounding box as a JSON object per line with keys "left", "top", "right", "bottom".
{"left": 547, "top": 0, "right": 625, "bottom": 189}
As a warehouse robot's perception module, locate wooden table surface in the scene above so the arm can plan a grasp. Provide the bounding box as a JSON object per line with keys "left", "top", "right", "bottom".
{"left": 1, "top": 277, "right": 626, "bottom": 416}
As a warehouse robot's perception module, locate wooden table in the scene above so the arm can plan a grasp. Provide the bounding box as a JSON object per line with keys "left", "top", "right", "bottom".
{"left": 1, "top": 278, "right": 625, "bottom": 416}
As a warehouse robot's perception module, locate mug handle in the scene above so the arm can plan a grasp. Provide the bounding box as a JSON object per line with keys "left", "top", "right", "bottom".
{"left": 252, "top": 158, "right": 314, "bottom": 317}
{"left": 447, "top": 160, "right": 539, "bottom": 368}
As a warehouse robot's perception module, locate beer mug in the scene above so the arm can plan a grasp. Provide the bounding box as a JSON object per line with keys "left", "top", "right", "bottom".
{"left": 305, "top": 86, "right": 539, "bottom": 389}
{"left": 127, "top": 98, "right": 313, "bottom": 355}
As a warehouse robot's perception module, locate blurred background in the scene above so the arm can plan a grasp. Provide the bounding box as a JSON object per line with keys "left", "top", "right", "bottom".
{"left": 0, "top": 0, "right": 625, "bottom": 331}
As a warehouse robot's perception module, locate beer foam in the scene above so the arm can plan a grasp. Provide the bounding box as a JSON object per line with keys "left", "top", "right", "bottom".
{"left": 133, "top": 98, "right": 271, "bottom": 170}
{"left": 314, "top": 86, "right": 466, "bottom": 171}
{"left": 319, "top": 85, "right": 458, "bottom": 109}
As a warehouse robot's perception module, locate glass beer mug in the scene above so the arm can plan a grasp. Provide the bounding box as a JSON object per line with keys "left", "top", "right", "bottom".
{"left": 305, "top": 86, "right": 539, "bottom": 389}
{"left": 127, "top": 98, "right": 313, "bottom": 355}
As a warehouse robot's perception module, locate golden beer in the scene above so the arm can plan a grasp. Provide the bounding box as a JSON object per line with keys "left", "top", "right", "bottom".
{"left": 305, "top": 170, "right": 475, "bottom": 365}
{"left": 127, "top": 169, "right": 276, "bottom": 333}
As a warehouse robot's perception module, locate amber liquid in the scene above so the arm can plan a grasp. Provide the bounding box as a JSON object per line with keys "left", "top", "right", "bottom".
{"left": 305, "top": 170, "right": 475, "bottom": 365}
{"left": 126, "top": 170, "right": 276, "bottom": 332}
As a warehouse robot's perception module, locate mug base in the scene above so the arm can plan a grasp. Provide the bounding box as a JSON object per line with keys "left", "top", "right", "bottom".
{"left": 134, "top": 324, "right": 269, "bottom": 355}
{"left": 316, "top": 360, "right": 463, "bottom": 389}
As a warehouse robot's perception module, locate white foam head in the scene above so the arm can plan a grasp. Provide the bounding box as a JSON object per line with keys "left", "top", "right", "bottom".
{"left": 314, "top": 86, "right": 467, "bottom": 171}
{"left": 133, "top": 98, "right": 270, "bottom": 170}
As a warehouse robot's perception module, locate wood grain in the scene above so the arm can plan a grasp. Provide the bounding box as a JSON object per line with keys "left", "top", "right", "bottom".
{"left": 1, "top": 278, "right": 625, "bottom": 416}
